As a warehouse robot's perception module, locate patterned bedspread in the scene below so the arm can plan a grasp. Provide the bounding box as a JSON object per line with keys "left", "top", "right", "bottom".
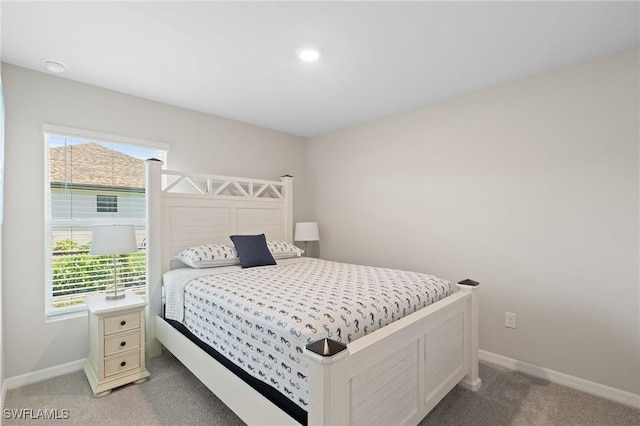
{"left": 165, "top": 258, "right": 453, "bottom": 410}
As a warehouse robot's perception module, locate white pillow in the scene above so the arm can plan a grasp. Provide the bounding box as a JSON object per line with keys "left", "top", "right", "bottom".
{"left": 175, "top": 244, "right": 240, "bottom": 268}
{"left": 266, "top": 240, "right": 304, "bottom": 259}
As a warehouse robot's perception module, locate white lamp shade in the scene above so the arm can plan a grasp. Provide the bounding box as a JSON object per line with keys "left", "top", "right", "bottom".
{"left": 294, "top": 222, "right": 320, "bottom": 242}
{"left": 90, "top": 225, "right": 138, "bottom": 255}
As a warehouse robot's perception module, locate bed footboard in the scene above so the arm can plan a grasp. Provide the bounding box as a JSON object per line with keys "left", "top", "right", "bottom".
{"left": 305, "top": 284, "right": 480, "bottom": 426}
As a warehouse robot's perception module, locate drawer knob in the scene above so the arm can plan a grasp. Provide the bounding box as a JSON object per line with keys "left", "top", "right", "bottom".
{"left": 120, "top": 320, "right": 126, "bottom": 326}
{"left": 120, "top": 361, "right": 126, "bottom": 367}
{"left": 120, "top": 341, "right": 126, "bottom": 347}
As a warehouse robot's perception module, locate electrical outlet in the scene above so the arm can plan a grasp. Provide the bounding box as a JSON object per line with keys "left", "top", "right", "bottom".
{"left": 505, "top": 312, "right": 517, "bottom": 329}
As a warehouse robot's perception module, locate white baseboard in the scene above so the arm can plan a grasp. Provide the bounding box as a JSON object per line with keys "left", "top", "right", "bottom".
{"left": 479, "top": 350, "right": 640, "bottom": 409}
{"left": 4, "top": 358, "right": 86, "bottom": 391}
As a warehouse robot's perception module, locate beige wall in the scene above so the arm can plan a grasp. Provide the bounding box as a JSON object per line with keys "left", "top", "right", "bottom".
{"left": 1, "top": 63, "right": 307, "bottom": 378}
{"left": 308, "top": 49, "right": 640, "bottom": 394}
{"left": 2, "top": 47, "right": 639, "bottom": 398}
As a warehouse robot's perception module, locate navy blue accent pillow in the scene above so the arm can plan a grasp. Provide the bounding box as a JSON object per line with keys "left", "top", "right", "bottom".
{"left": 229, "top": 234, "right": 277, "bottom": 268}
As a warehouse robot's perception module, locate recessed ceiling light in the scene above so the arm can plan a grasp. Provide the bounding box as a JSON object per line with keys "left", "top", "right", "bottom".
{"left": 43, "top": 59, "right": 67, "bottom": 73}
{"left": 296, "top": 47, "right": 321, "bottom": 63}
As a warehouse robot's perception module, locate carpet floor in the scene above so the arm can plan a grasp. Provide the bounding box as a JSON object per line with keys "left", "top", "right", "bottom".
{"left": 4, "top": 351, "right": 639, "bottom": 425}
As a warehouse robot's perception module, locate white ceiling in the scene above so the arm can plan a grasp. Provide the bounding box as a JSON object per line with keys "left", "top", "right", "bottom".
{"left": 2, "top": 1, "right": 638, "bottom": 138}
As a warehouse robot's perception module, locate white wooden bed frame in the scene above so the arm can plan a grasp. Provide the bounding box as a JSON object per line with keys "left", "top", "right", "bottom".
{"left": 145, "top": 159, "right": 481, "bottom": 425}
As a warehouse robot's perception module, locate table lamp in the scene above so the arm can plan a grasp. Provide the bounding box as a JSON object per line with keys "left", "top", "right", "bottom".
{"left": 90, "top": 225, "right": 138, "bottom": 300}
{"left": 294, "top": 222, "right": 320, "bottom": 257}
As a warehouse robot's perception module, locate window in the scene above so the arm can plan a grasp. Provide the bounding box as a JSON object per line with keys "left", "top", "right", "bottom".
{"left": 44, "top": 125, "right": 168, "bottom": 319}
{"left": 96, "top": 195, "right": 118, "bottom": 213}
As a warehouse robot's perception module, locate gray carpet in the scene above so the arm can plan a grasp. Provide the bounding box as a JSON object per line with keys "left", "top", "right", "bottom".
{"left": 4, "top": 352, "right": 639, "bottom": 425}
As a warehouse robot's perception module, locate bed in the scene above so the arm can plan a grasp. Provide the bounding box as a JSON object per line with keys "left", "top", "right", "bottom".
{"left": 144, "top": 159, "right": 481, "bottom": 425}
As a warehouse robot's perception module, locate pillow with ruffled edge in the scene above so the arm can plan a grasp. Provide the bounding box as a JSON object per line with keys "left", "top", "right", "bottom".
{"left": 175, "top": 243, "right": 240, "bottom": 268}
{"left": 267, "top": 240, "right": 304, "bottom": 259}
{"left": 230, "top": 234, "right": 277, "bottom": 268}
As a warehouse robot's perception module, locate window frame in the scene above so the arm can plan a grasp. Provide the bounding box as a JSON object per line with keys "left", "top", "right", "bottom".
{"left": 43, "top": 124, "right": 169, "bottom": 321}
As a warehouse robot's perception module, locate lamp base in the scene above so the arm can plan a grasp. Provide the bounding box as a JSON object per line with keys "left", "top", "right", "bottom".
{"left": 105, "top": 293, "right": 126, "bottom": 300}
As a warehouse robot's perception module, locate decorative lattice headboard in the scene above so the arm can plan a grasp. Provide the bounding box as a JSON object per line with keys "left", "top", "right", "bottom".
{"left": 144, "top": 159, "right": 293, "bottom": 356}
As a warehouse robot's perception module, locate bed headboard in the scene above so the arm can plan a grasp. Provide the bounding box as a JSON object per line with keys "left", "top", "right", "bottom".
{"left": 145, "top": 159, "right": 293, "bottom": 356}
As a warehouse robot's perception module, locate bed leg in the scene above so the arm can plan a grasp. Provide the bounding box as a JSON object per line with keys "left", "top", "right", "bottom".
{"left": 305, "top": 338, "right": 350, "bottom": 426}
{"left": 456, "top": 279, "right": 482, "bottom": 391}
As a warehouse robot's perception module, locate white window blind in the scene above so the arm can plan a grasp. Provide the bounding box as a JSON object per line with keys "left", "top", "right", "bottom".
{"left": 44, "top": 126, "right": 168, "bottom": 319}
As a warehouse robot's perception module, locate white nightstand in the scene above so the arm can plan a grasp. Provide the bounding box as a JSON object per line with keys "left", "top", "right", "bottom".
{"left": 84, "top": 291, "right": 150, "bottom": 397}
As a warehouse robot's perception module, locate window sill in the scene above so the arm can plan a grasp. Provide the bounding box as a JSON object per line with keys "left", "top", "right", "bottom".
{"left": 45, "top": 307, "right": 88, "bottom": 323}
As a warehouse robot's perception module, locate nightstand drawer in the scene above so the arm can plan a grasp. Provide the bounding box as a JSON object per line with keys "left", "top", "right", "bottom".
{"left": 104, "top": 312, "right": 140, "bottom": 335}
{"left": 104, "top": 351, "right": 141, "bottom": 377}
{"left": 104, "top": 330, "right": 141, "bottom": 357}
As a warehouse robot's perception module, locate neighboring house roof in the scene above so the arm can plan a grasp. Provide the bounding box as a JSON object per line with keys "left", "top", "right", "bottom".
{"left": 50, "top": 143, "right": 145, "bottom": 190}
